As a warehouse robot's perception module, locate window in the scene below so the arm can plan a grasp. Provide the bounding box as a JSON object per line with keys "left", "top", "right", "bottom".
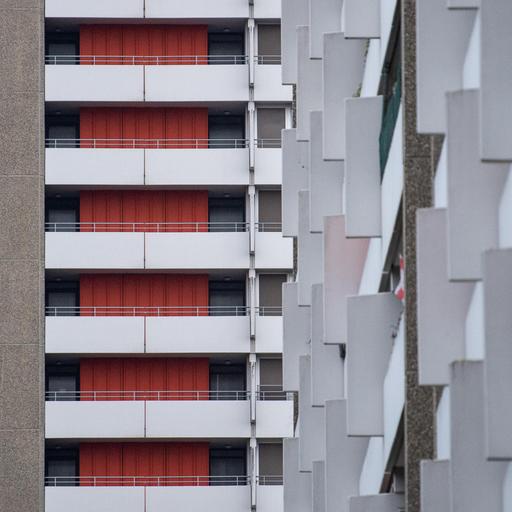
{"left": 46, "top": 115, "right": 79, "bottom": 148}
{"left": 210, "top": 363, "right": 246, "bottom": 400}
{"left": 46, "top": 363, "right": 79, "bottom": 401}
{"left": 208, "top": 33, "right": 245, "bottom": 64}
{"left": 209, "top": 280, "right": 246, "bottom": 316}
{"left": 45, "top": 447, "right": 79, "bottom": 486}
{"left": 46, "top": 31, "right": 79, "bottom": 64}
{"left": 208, "top": 115, "right": 246, "bottom": 148}
{"left": 46, "top": 196, "right": 79, "bottom": 232}
{"left": 258, "top": 190, "right": 282, "bottom": 231}
{"left": 209, "top": 196, "right": 245, "bottom": 232}
{"left": 258, "top": 274, "right": 286, "bottom": 316}
{"left": 46, "top": 281, "right": 79, "bottom": 316}
{"left": 257, "top": 109, "right": 285, "bottom": 147}
{"left": 258, "top": 443, "right": 283, "bottom": 485}
{"left": 210, "top": 447, "right": 247, "bottom": 485}
{"left": 259, "top": 358, "right": 284, "bottom": 399}
{"left": 257, "top": 25, "right": 281, "bottom": 64}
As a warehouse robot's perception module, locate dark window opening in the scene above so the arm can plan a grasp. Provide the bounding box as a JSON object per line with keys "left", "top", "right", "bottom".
{"left": 209, "top": 280, "right": 246, "bottom": 316}
{"left": 257, "top": 25, "right": 281, "bottom": 64}
{"left": 209, "top": 196, "right": 245, "bottom": 232}
{"left": 46, "top": 115, "right": 80, "bottom": 148}
{"left": 209, "top": 447, "right": 247, "bottom": 485}
{"left": 210, "top": 363, "right": 246, "bottom": 400}
{"left": 258, "top": 190, "right": 282, "bottom": 231}
{"left": 208, "top": 33, "right": 245, "bottom": 64}
{"left": 46, "top": 363, "right": 79, "bottom": 401}
{"left": 46, "top": 196, "right": 79, "bottom": 232}
{"left": 208, "top": 115, "right": 246, "bottom": 148}
{"left": 45, "top": 447, "right": 79, "bottom": 486}
{"left": 45, "top": 31, "right": 79, "bottom": 64}
{"left": 258, "top": 443, "right": 283, "bottom": 485}
{"left": 46, "top": 281, "right": 79, "bottom": 316}
{"left": 257, "top": 109, "right": 285, "bottom": 148}
{"left": 259, "top": 358, "right": 284, "bottom": 400}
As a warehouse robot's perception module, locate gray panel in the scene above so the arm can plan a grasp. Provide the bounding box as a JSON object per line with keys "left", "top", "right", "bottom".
{"left": 309, "top": 111, "right": 344, "bottom": 232}
{"left": 283, "top": 283, "right": 311, "bottom": 391}
{"left": 309, "top": 0, "right": 343, "bottom": 58}
{"left": 258, "top": 24, "right": 281, "bottom": 57}
{"left": 483, "top": 249, "right": 512, "bottom": 459}
{"left": 257, "top": 108, "right": 286, "bottom": 141}
{"left": 480, "top": 0, "right": 512, "bottom": 160}
{"left": 259, "top": 190, "right": 282, "bottom": 225}
{"left": 349, "top": 494, "right": 404, "bottom": 512}
{"left": 282, "top": 130, "right": 308, "bottom": 237}
{"left": 259, "top": 274, "right": 287, "bottom": 307}
{"left": 298, "top": 191, "right": 323, "bottom": 306}
{"left": 416, "top": 208, "right": 473, "bottom": 385}
{"left": 420, "top": 460, "right": 450, "bottom": 512}
{"left": 416, "top": 0, "right": 474, "bottom": 133}
{"left": 322, "top": 33, "right": 366, "bottom": 160}
{"left": 311, "top": 284, "right": 344, "bottom": 406}
{"left": 325, "top": 400, "right": 368, "bottom": 512}
{"left": 344, "top": 97, "right": 383, "bottom": 237}
{"left": 260, "top": 358, "right": 283, "bottom": 387}
{"left": 299, "top": 355, "right": 326, "bottom": 471}
{"left": 297, "top": 27, "right": 323, "bottom": 141}
{"left": 447, "top": 0, "right": 480, "bottom": 7}
{"left": 343, "top": 0, "right": 380, "bottom": 38}
{"left": 450, "top": 361, "right": 507, "bottom": 512}
{"left": 281, "top": 0, "right": 309, "bottom": 84}
{"left": 259, "top": 443, "right": 283, "bottom": 476}
{"left": 323, "top": 216, "right": 368, "bottom": 345}
{"left": 346, "top": 293, "right": 402, "bottom": 437}
{"left": 284, "top": 438, "right": 312, "bottom": 512}
{"left": 312, "top": 461, "right": 326, "bottom": 512}
{"left": 446, "top": 90, "right": 508, "bottom": 281}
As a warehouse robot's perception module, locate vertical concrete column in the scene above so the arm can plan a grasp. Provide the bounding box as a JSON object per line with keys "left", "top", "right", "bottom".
{"left": 0, "top": 0, "right": 44, "bottom": 511}
{"left": 401, "top": 1, "right": 437, "bottom": 511}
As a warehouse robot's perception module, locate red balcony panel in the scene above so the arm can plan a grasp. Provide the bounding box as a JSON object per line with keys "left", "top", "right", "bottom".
{"left": 80, "top": 25, "right": 208, "bottom": 65}
{"left": 80, "top": 358, "right": 210, "bottom": 401}
{"left": 79, "top": 442, "right": 209, "bottom": 486}
{"left": 79, "top": 274, "right": 209, "bottom": 316}
{"left": 79, "top": 107, "right": 209, "bottom": 148}
{"left": 80, "top": 190, "right": 209, "bottom": 232}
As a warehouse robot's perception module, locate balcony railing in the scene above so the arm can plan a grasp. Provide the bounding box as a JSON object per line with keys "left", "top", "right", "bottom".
{"left": 45, "top": 221, "right": 249, "bottom": 233}
{"left": 44, "top": 475, "right": 250, "bottom": 487}
{"left": 45, "top": 390, "right": 251, "bottom": 401}
{"left": 45, "top": 305, "right": 250, "bottom": 317}
{"left": 255, "top": 55, "right": 281, "bottom": 65}
{"left": 256, "top": 475, "right": 284, "bottom": 486}
{"left": 256, "top": 222, "right": 282, "bottom": 233}
{"left": 257, "top": 306, "right": 282, "bottom": 317}
{"left": 45, "top": 55, "right": 248, "bottom": 65}
{"left": 256, "top": 138, "right": 282, "bottom": 149}
{"left": 45, "top": 138, "right": 249, "bottom": 149}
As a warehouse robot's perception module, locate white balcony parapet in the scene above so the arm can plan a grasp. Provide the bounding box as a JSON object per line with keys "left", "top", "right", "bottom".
{"left": 255, "top": 231, "right": 293, "bottom": 270}
{"left": 255, "top": 315, "right": 283, "bottom": 353}
{"left": 254, "top": 64, "right": 292, "bottom": 102}
{"left": 144, "top": 0, "right": 249, "bottom": 19}
{"left": 254, "top": 147, "right": 282, "bottom": 185}
{"left": 45, "top": 0, "right": 143, "bottom": 18}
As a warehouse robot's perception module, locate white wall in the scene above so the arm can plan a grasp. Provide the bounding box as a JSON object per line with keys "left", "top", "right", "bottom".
{"left": 45, "top": 66, "right": 143, "bottom": 102}
{"left": 45, "top": 317, "right": 145, "bottom": 354}
{"left": 258, "top": 485, "right": 284, "bottom": 512}
{"left": 254, "top": 66, "right": 293, "bottom": 102}
{"left": 255, "top": 232, "right": 293, "bottom": 269}
{"left": 45, "top": 402, "right": 145, "bottom": 438}
{"left": 45, "top": 488, "right": 145, "bottom": 512}
{"left": 254, "top": 0, "right": 281, "bottom": 19}
{"left": 255, "top": 316, "right": 283, "bottom": 353}
{"left": 254, "top": 148, "right": 282, "bottom": 185}
{"left": 146, "top": 316, "right": 251, "bottom": 354}
{"left": 256, "top": 401, "right": 294, "bottom": 438}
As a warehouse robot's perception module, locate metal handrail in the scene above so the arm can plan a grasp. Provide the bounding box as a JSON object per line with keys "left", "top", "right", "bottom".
{"left": 44, "top": 475, "right": 250, "bottom": 486}
{"left": 257, "top": 306, "right": 283, "bottom": 317}
{"left": 45, "top": 54, "right": 248, "bottom": 65}
{"left": 256, "top": 222, "right": 282, "bottom": 233}
{"left": 45, "top": 390, "right": 251, "bottom": 401}
{"left": 45, "top": 221, "right": 249, "bottom": 233}
{"left": 45, "top": 138, "right": 249, "bottom": 149}
{"left": 255, "top": 55, "right": 282, "bottom": 65}
{"left": 256, "top": 475, "right": 284, "bottom": 485}
{"left": 256, "top": 138, "right": 282, "bottom": 149}
{"left": 45, "top": 305, "right": 250, "bottom": 317}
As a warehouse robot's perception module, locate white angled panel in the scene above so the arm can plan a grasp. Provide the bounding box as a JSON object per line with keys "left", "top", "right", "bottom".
{"left": 344, "top": 96, "right": 383, "bottom": 237}
{"left": 416, "top": 208, "right": 473, "bottom": 385}
{"left": 450, "top": 361, "right": 507, "bottom": 512}
{"left": 323, "top": 33, "right": 366, "bottom": 160}
{"left": 311, "top": 285, "right": 344, "bottom": 406}
{"left": 446, "top": 90, "right": 508, "bottom": 280}
{"left": 483, "top": 249, "right": 512, "bottom": 459}
{"left": 297, "top": 27, "right": 323, "bottom": 141}
{"left": 323, "top": 216, "right": 369, "bottom": 345}
{"left": 420, "top": 460, "right": 451, "bottom": 512}
{"left": 480, "top": 0, "right": 512, "bottom": 160}
{"left": 282, "top": 130, "right": 308, "bottom": 237}
{"left": 284, "top": 439, "right": 312, "bottom": 512}
{"left": 416, "top": 0, "right": 474, "bottom": 133}
{"left": 312, "top": 461, "right": 326, "bottom": 512}
{"left": 346, "top": 293, "right": 402, "bottom": 437}
{"left": 298, "top": 191, "right": 323, "bottom": 306}
{"left": 309, "top": 0, "right": 343, "bottom": 58}
{"left": 343, "top": 0, "right": 380, "bottom": 38}
{"left": 325, "top": 400, "right": 367, "bottom": 512}
{"left": 309, "top": 111, "right": 344, "bottom": 232}
{"left": 283, "top": 283, "right": 311, "bottom": 391}
{"left": 299, "top": 356, "right": 326, "bottom": 471}
{"left": 281, "top": 0, "right": 309, "bottom": 84}
{"left": 349, "top": 494, "right": 404, "bottom": 512}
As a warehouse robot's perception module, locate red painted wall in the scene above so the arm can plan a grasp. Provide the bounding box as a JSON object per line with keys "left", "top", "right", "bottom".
{"left": 80, "top": 442, "right": 209, "bottom": 485}
{"left": 79, "top": 274, "right": 209, "bottom": 316}
{"left": 80, "top": 25, "right": 208, "bottom": 64}
{"left": 80, "top": 358, "right": 210, "bottom": 400}
{"left": 80, "top": 190, "right": 209, "bottom": 232}
{"left": 79, "top": 107, "right": 209, "bottom": 148}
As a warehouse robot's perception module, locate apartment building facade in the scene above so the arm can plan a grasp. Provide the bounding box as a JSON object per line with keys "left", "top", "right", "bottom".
{"left": 1, "top": 1, "right": 295, "bottom": 511}
{"left": 281, "top": 0, "right": 512, "bottom": 512}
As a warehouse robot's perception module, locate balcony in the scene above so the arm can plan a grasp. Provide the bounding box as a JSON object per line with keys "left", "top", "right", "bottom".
{"left": 45, "top": 482, "right": 281, "bottom": 512}
{"left": 45, "top": 223, "right": 250, "bottom": 271}
{"left": 45, "top": 57, "right": 249, "bottom": 103}
{"left": 45, "top": 143, "right": 249, "bottom": 187}
{"left": 254, "top": 139, "right": 282, "bottom": 185}
{"left": 45, "top": 307, "right": 282, "bottom": 355}
{"left": 44, "top": 390, "right": 294, "bottom": 439}
{"left": 254, "top": 60, "right": 292, "bottom": 103}
{"left": 45, "top": 0, "right": 143, "bottom": 18}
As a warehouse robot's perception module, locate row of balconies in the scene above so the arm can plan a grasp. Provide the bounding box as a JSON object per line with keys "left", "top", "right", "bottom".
{"left": 46, "top": 484, "right": 282, "bottom": 512}
{"left": 45, "top": 230, "right": 292, "bottom": 270}
{"left": 46, "top": 314, "right": 282, "bottom": 354}
{"left": 46, "top": 147, "right": 280, "bottom": 186}
{"left": 45, "top": 64, "right": 291, "bottom": 103}
{"left": 46, "top": 0, "right": 280, "bottom": 20}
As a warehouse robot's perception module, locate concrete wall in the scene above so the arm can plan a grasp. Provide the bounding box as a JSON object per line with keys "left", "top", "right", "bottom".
{"left": 0, "top": 1, "right": 44, "bottom": 510}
